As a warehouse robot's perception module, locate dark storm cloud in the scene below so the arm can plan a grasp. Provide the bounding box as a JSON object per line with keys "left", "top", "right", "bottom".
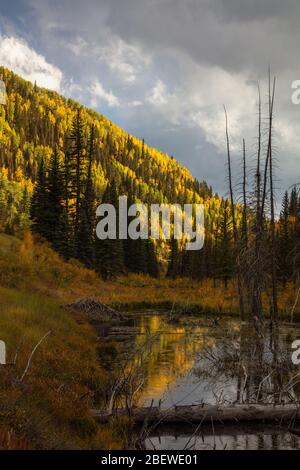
{"left": 1, "top": 0, "right": 300, "bottom": 199}
{"left": 25, "top": 0, "right": 300, "bottom": 68}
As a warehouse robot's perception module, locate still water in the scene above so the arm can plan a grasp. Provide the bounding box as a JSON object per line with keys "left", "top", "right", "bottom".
{"left": 106, "top": 312, "right": 300, "bottom": 450}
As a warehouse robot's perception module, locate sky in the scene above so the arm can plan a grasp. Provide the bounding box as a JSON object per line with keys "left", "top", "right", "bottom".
{"left": 0, "top": 0, "right": 300, "bottom": 203}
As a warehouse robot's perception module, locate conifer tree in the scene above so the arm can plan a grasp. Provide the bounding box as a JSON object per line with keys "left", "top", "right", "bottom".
{"left": 46, "top": 144, "right": 64, "bottom": 252}
{"left": 217, "top": 200, "right": 232, "bottom": 288}
{"left": 132, "top": 238, "right": 148, "bottom": 274}
{"left": 167, "top": 237, "right": 181, "bottom": 279}
{"left": 95, "top": 180, "right": 124, "bottom": 279}
{"left": 30, "top": 158, "right": 49, "bottom": 239}
{"left": 123, "top": 192, "right": 136, "bottom": 273}
{"left": 278, "top": 191, "right": 292, "bottom": 286}
{"left": 76, "top": 125, "right": 96, "bottom": 267}
{"left": 146, "top": 239, "right": 160, "bottom": 278}
{"left": 69, "top": 108, "right": 85, "bottom": 239}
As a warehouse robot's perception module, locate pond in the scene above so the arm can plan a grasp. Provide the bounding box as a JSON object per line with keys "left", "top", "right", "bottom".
{"left": 105, "top": 312, "right": 300, "bottom": 450}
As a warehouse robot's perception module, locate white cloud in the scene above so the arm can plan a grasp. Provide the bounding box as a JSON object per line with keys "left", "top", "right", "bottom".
{"left": 188, "top": 66, "right": 257, "bottom": 152}
{"left": 147, "top": 79, "right": 168, "bottom": 106}
{"left": 127, "top": 100, "right": 143, "bottom": 107}
{"left": 0, "top": 35, "right": 63, "bottom": 91}
{"left": 89, "top": 80, "right": 120, "bottom": 107}
{"left": 67, "top": 36, "right": 89, "bottom": 56}
{"left": 98, "top": 37, "right": 150, "bottom": 83}
{"left": 64, "top": 34, "right": 150, "bottom": 84}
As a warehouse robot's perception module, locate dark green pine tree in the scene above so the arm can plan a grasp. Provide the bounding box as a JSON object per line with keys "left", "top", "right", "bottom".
{"left": 30, "top": 157, "right": 50, "bottom": 239}
{"left": 132, "top": 238, "right": 148, "bottom": 274}
{"left": 292, "top": 190, "right": 300, "bottom": 280}
{"left": 69, "top": 108, "right": 85, "bottom": 241}
{"left": 146, "top": 238, "right": 159, "bottom": 278}
{"left": 95, "top": 180, "right": 125, "bottom": 279}
{"left": 167, "top": 236, "right": 181, "bottom": 279}
{"left": 57, "top": 208, "right": 74, "bottom": 260}
{"left": 278, "top": 191, "right": 292, "bottom": 286}
{"left": 76, "top": 125, "right": 96, "bottom": 267}
{"left": 123, "top": 193, "right": 149, "bottom": 275}
{"left": 217, "top": 200, "right": 232, "bottom": 289}
{"left": 181, "top": 245, "right": 194, "bottom": 278}
{"left": 123, "top": 192, "right": 136, "bottom": 273}
{"left": 290, "top": 187, "right": 298, "bottom": 217}
{"left": 46, "top": 144, "right": 65, "bottom": 252}
{"left": 17, "top": 186, "right": 31, "bottom": 233}
{"left": 60, "top": 137, "right": 75, "bottom": 259}
{"left": 289, "top": 187, "right": 300, "bottom": 279}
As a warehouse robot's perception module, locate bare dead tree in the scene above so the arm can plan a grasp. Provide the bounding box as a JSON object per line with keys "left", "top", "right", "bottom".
{"left": 242, "top": 138, "right": 248, "bottom": 246}
{"left": 251, "top": 84, "right": 264, "bottom": 321}
{"left": 224, "top": 72, "right": 279, "bottom": 325}
{"left": 224, "top": 106, "right": 246, "bottom": 321}
{"left": 267, "top": 73, "right": 279, "bottom": 322}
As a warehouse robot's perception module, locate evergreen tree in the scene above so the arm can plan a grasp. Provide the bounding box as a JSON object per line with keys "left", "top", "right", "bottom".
{"left": 46, "top": 144, "right": 65, "bottom": 252}
{"left": 290, "top": 187, "right": 298, "bottom": 217}
{"left": 76, "top": 125, "right": 96, "bottom": 267}
{"left": 61, "top": 137, "right": 75, "bottom": 259}
{"left": 146, "top": 238, "right": 159, "bottom": 278}
{"left": 132, "top": 238, "right": 148, "bottom": 274}
{"left": 123, "top": 193, "right": 150, "bottom": 275}
{"left": 217, "top": 200, "right": 232, "bottom": 288}
{"left": 95, "top": 180, "right": 124, "bottom": 279}
{"left": 123, "top": 192, "right": 136, "bottom": 273}
{"left": 167, "top": 237, "right": 181, "bottom": 279}
{"left": 30, "top": 158, "right": 50, "bottom": 239}
{"left": 278, "top": 191, "right": 292, "bottom": 286}
{"left": 69, "top": 108, "right": 85, "bottom": 239}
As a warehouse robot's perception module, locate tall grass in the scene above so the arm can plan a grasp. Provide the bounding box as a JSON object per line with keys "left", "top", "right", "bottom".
{"left": 0, "top": 231, "right": 299, "bottom": 448}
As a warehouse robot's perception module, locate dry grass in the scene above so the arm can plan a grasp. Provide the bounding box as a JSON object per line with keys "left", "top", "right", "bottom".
{"left": 1, "top": 232, "right": 299, "bottom": 318}
{"left": 0, "top": 233, "right": 125, "bottom": 449}
{"left": 0, "top": 232, "right": 299, "bottom": 448}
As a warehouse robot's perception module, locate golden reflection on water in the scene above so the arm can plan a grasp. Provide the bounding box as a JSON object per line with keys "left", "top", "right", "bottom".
{"left": 125, "top": 314, "right": 215, "bottom": 404}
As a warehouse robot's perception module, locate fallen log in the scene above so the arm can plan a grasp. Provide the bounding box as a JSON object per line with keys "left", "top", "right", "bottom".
{"left": 144, "top": 423, "right": 292, "bottom": 437}
{"left": 92, "top": 404, "right": 300, "bottom": 424}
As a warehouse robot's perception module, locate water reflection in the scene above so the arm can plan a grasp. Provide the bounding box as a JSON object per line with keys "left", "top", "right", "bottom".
{"left": 108, "top": 313, "right": 300, "bottom": 450}
{"left": 111, "top": 313, "right": 216, "bottom": 405}
{"left": 144, "top": 424, "right": 300, "bottom": 450}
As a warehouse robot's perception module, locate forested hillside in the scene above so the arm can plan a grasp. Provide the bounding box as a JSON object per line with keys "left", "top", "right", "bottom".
{"left": 0, "top": 66, "right": 212, "bottom": 206}
{"left": 0, "top": 66, "right": 236, "bottom": 279}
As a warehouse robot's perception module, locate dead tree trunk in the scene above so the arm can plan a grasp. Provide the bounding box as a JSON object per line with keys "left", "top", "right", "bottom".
{"left": 252, "top": 84, "right": 263, "bottom": 320}
{"left": 268, "top": 74, "right": 279, "bottom": 322}
{"left": 242, "top": 138, "right": 248, "bottom": 246}
{"left": 93, "top": 403, "right": 300, "bottom": 424}
{"left": 224, "top": 106, "right": 246, "bottom": 321}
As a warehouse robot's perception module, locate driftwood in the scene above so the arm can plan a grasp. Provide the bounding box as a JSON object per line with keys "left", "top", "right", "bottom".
{"left": 63, "top": 298, "right": 126, "bottom": 322}
{"left": 146, "top": 423, "right": 296, "bottom": 437}
{"left": 92, "top": 404, "right": 300, "bottom": 424}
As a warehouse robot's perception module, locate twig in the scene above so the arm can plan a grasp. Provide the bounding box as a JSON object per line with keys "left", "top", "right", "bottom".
{"left": 19, "top": 331, "right": 52, "bottom": 382}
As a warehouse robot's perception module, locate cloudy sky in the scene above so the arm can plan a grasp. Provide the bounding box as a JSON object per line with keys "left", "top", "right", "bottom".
{"left": 0, "top": 0, "right": 300, "bottom": 202}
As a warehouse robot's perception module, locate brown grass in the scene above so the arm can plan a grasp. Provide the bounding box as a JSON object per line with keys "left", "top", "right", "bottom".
{"left": 0, "top": 232, "right": 299, "bottom": 448}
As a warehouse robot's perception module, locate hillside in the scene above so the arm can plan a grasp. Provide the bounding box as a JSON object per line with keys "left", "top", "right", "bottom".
{"left": 0, "top": 232, "right": 122, "bottom": 449}
{"left": 0, "top": 230, "right": 235, "bottom": 449}
{"left": 0, "top": 66, "right": 233, "bottom": 282}
{"left": 0, "top": 65, "right": 211, "bottom": 207}
{"left": 0, "top": 229, "right": 299, "bottom": 449}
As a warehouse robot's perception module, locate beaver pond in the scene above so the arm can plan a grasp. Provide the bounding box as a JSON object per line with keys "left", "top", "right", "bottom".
{"left": 102, "top": 312, "right": 300, "bottom": 450}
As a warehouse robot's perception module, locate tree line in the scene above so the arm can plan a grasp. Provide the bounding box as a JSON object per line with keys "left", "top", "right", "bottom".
{"left": 30, "top": 109, "right": 159, "bottom": 279}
